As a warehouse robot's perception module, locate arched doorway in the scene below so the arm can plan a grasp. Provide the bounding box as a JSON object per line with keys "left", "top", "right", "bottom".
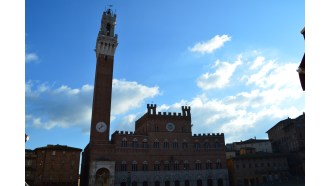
{"left": 207, "top": 179, "right": 213, "bottom": 186}
{"left": 175, "top": 180, "right": 180, "bottom": 186}
{"left": 197, "top": 179, "right": 203, "bottom": 186}
{"left": 217, "top": 179, "right": 223, "bottom": 186}
{"left": 185, "top": 180, "right": 190, "bottom": 186}
{"left": 96, "top": 168, "right": 110, "bottom": 186}
{"left": 155, "top": 181, "right": 160, "bottom": 186}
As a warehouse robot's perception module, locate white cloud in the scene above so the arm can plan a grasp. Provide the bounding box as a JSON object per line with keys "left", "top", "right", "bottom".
{"left": 111, "top": 79, "right": 159, "bottom": 115}
{"left": 197, "top": 55, "right": 242, "bottom": 90}
{"left": 26, "top": 53, "right": 39, "bottom": 63}
{"left": 25, "top": 79, "right": 160, "bottom": 132}
{"left": 189, "top": 34, "right": 231, "bottom": 54}
{"left": 156, "top": 53, "right": 304, "bottom": 143}
{"left": 249, "top": 56, "right": 265, "bottom": 70}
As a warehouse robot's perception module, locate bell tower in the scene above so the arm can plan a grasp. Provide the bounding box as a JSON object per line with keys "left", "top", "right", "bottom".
{"left": 90, "top": 8, "right": 118, "bottom": 143}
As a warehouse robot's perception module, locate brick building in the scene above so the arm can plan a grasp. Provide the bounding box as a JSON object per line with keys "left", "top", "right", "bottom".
{"left": 227, "top": 149, "right": 289, "bottom": 186}
{"left": 227, "top": 138, "right": 272, "bottom": 153}
{"left": 266, "top": 113, "right": 305, "bottom": 177}
{"left": 25, "top": 144, "right": 82, "bottom": 186}
{"left": 80, "top": 8, "right": 228, "bottom": 186}
{"left": 25, "top": 149, "right": 37, "bottom": 185}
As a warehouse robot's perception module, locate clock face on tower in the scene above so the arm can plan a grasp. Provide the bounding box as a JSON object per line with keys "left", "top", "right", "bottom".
{"left": 166, "top": 122, "right": 175, "bottom": 132}
{"left": 96, "top": 122, "right": 107, "bottom": 133}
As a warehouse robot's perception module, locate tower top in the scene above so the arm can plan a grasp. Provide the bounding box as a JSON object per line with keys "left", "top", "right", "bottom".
{"left": 95, "top": 7, "right": 118, "bottom": 57}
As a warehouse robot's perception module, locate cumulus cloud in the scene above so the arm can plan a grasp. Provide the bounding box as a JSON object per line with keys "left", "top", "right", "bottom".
{"left": 26, "top": 53, "right": 39, "bottom": 63}
{"left": 189, "top": 34, "right": 231, "bottom": 54}
{"left": 156, "top": 53, "right": 304, "bottom": 143}
{"left": 197, "top": 55, "right": 242, "bottom": 90}
{"left": 25, "top": 79, "right": 160, "bottom": 132}
{"left": 111, "top": 79, "right": 159, "bottom": 115}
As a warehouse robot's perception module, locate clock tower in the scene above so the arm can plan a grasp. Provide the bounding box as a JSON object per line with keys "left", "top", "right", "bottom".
{"left": 90, "top": 8, "right": 118, "bottom": 143}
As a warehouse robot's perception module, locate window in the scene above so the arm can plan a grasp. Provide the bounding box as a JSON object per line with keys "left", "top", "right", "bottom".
{"left": 182, "top": 142, "right": 188, "bottom": 149}
{"left": 164, "top": 140, "right": 169, "bottom": 150}
{"left": 215, "top": 142, "right": 220, "bottom": 149}
{"left": 174, "top": 161, "right": 180, "bottom": 170}
{"left": 122, "top": 138, "right": 128, "bottom": 147}
{"left": 195, "top": 143, "right": 200, "bottom": 150}
{"left": 204, "top": 142, "right": 210, "bottom": 149}
{"left": 143, "top": 139, "right": 148, "bottom": 148}
{"left": 173, "top": 140, "right": 178, "bottom": 149}
{"left": 143, "top": 161, "right": 148, "bottom": 171}
{"left": 132, "top": 161, "right": 138, "bottom": 171}
{"left": 164, "top": 161, "right": 170, "bottom": 171}
{"left": 216, "top": 160, "right": 222, "bottom": 169}
{"left": 52, "top": 151, "right": 56, "bottom": 156}
{"left": 121, "top": 161, "right": 127, "bottom": 171}
{"left": 154, "top": 140, "right": 160, "bottom": 149}
{"left": 154, "top": 161, "right": 160, "bottom": 171}
{"left": 106, "top": 23, "right": 111, "bottom": 36}
{"left": 206, "top": 160, "right": 212, "bottom": 169}
{"left": 132, "top": 138, "right": 138, "bottom": 148}
{"left": 184, "top": 161, "right": 189, "bottom": 170}
{"left": 195, "top": 160, "right": 202, "bottom": 170}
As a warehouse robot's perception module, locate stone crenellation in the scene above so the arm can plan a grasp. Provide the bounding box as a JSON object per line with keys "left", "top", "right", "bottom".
{"left": 147, "top": 104, "right": 191, "bottom": 117}
{"left": 193, "top": 133, "right": 224, "bottom": 137}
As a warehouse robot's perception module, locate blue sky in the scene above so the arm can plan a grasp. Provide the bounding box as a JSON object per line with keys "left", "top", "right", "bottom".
{"left": 24, "top": 0, "right": 305, "bottom": 151}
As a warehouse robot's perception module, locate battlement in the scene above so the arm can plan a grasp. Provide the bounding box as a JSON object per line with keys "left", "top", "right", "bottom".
{"left": 113, "top": 130, "right": 135, "bottom": 135}
{"left": 193, "top": 133, "right": 224, "bottom": 137}
{"left": 146, "top": 104, "right": 191, "bottom": 117}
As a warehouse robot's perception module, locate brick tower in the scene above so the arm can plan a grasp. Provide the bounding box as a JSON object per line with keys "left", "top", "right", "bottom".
{"left": 90, "top": 8, "right": 118, "bottom": 143}
{"left": 80, "top": 8, "right": 118, "bottom": 186}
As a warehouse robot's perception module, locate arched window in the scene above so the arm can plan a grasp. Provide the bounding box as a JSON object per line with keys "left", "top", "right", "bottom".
{"left": 204, "top": 142, "right": 210, "bottom": 149}
{"left": 121, "top": 138, "right": 127, "bottom": 147}
{"left": 174, "top": 160, "right": 180, "bottom": 170}
{"left": 184, "top": 160, "right": 189, "bottom": 170}
{"left": 182, "top": 139, "right": 188, "bottom": 149}
{"left": 143, "top": 139, "right": 148, "bottom": 148}
{"left": 164, "top": 139, "right": 169, "bottom": 150}
{"left": 195, "top": 143, "right": 201, "bottom": 150}
{"left": 121, "top": 161, "right": 127, "bottom": 171}
{"left": 143, "top": 161, "right": 148, "bottom": 171}
{"left": 106, "top": 23, "right": 111, "bottom": 36}
{"left": 132, "top": 138, "right": 138, "bottom": 148}
{"left": 173, "top": 139, "right": 178, "bottom": 149}
{"left": 195, "top": 160, "right": 202, "bottom": 170}
{"left": 154, "top": 161, "right": 160, "bottom": 171}
{"left": 164, "top": 161, "right": 170, "bottom": 171}
{"left": 216, "top": 159, "right": 222, "bottom": 169}
{"left": 206, "top": 160, "right": 212, "bottom": 169}
{"left": 215, "top": 141, "right": 220, "bottom": 149}
{"left": 154, "top": 139, "right": 160, "bottom": 148}
{"left": 132, "top": 161, "right": 138, "bottom": 171}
